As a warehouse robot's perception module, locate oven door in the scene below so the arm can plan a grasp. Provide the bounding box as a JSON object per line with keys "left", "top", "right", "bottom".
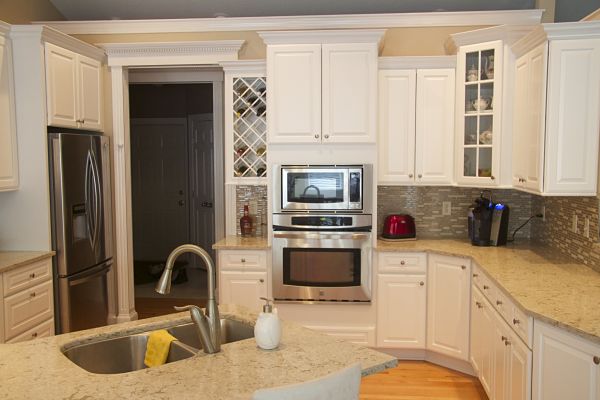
{"left": 281, "top": 168, "right": 349, "bottom": 211}
{"left": 272, "top": 231, "right": 371, "bottom": 302}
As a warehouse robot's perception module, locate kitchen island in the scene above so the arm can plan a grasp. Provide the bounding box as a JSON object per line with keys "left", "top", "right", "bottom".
{"left": 0, "top": 304, "right": 396, "bottom": 400}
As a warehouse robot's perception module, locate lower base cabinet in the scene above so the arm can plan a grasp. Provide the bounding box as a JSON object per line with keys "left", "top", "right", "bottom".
{"left": 533, "top": 319, "right": 600, "bottom": 400}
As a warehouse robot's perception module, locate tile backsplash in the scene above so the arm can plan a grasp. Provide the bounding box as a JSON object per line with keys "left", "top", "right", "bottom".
{"left": 377, "top": 186, "right": 535, "bottom": 240}
{"left": 235, "top": 185, "right": 268, "bottom": 237}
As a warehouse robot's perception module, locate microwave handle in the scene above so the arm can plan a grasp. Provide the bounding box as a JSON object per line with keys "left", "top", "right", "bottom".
{"left": 273, "top": 231, "right": 370, "bottom": 240}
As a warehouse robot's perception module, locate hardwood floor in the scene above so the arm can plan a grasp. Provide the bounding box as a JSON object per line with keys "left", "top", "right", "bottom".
{"left": 360, "top": 361, "right": 488, "bottom": 400}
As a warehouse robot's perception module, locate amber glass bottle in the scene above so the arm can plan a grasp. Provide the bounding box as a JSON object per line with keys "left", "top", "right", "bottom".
{"left": 240, "top": 204, "right": 252, "bottom": 236}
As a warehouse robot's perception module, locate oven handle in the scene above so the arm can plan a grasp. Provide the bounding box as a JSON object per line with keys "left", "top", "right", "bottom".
{"left": 273, "top": 231, "right": 370, "bottom": 240}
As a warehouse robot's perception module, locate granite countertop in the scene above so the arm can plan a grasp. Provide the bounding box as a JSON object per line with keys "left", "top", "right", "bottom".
{"left": 0, "top": 250, "right": 54, "bottom": 274}
{"left": 213, "top": 235, "right": 270, "bottom": 250}
{"left": 377, "top": 239, "right": 600, "bottom": 344}
{"left": 0, "top": 304, "right": 396, "bottom": 400}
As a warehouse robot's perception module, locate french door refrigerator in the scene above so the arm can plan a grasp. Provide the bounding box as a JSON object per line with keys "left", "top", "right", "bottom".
{"left": 48, "top": 132, "right": 113, "bottom": 333}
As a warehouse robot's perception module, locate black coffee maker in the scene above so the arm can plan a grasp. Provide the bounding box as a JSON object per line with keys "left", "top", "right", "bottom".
{"left": 468, "top": 192, "right": 510, "bottom": 246}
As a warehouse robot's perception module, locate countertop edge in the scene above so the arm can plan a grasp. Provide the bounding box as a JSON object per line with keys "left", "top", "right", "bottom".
{"left": 0, "top": 251, "right": 55, "bottom": 274}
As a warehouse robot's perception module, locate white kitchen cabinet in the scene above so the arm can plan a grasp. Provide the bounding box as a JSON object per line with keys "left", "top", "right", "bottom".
{"left": 0, "top": 23, "right": 18, "bottom": 191}
{"left": 512, "top": 24, "right": 600, "bottom": 195}
{"left": 222, "top": 61, "right": 267, "bottom": 183}
{"left": 1, "top": 257, "right": 54, "bottom": 343}
{"left": 427, "top": 254, "right": 471, "bottom": 360}
{"left": 45, "top": 43, "right": 103, "bottom": 131}
{"left": 377, "top": 64, "right": 455, "bottom": 185}
{"left": 217, "top": 249, "right": 268, "bottom": 312}
{"left": 533, "top": 319, "right": 600, "bottom": 400}
{"left": 377, "top": 274, "right": 426, "bottom": 348}
{"left": 454, "top": 41, "right": 503, "bottom": 187}
{"left": 471, "top": 286, "right": 495, "bottom": 396}
{"left": 262, "top": 30, "right": 383, "bottom": 144}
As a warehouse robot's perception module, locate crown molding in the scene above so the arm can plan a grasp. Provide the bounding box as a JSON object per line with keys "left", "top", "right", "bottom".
{"left": 0, "top": 21, "right": 10, "bottom": 35}
{"left": 582, "top": 8, "right": 600, "bottom": 21}
{"left": 99, "top": 40, "right": 245, "bottom": 66}
{"left": 9, "top": 25, "right": 105, "bottom": 60}
{"left": 258, "top": 29, "right": 386, "bottom": 45}
{"left": 378, "top": 56, "right": 456, "bottom": 69}
{"left": 36, "top": 10, "right": 543, "bottom": 35}
{"left": 512, "top": 21, "right": 600, "bottom": 57}
{"left": 444, "top": 24, "right": 538, "bottom": 54}
{"left": 220, "top": 59, "right": 266, "bottom": 74}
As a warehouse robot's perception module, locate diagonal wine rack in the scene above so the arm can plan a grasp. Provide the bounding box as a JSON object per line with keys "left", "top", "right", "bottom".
{"left": 232, "top": 77, "right": 267, "bottom": 178}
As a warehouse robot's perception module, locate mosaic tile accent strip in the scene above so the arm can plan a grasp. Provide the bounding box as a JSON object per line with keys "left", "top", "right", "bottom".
{"left": 531, "top": 195, "right": 600, "bottom": 273}
{"left": 235, "top": 185, "right": 268, "bottom": 237}
{"left": 377, "top": 186, "right": 535, "bottom": 240}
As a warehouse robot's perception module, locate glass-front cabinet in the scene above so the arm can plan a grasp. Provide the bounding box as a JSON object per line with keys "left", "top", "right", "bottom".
{"left": 223, "top": 61, "right": 267, "bottom": 184}
{"left": 455, "top": 41, "right": 502, "bottom": 186}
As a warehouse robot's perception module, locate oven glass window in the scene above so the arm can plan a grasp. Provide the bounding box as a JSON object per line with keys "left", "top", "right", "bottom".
{"left": 283, "top": 248, "right": 361, "bottom": 287}
{"left": 287, "top": 172, "right": 344, "bottom": 204}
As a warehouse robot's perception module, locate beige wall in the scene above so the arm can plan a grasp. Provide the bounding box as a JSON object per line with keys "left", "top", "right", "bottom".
{"left": 0, "top": 0, "right": 64, "bottom": 24}
{"left": 75, "top": 26, "right": 486, "bottom": 58}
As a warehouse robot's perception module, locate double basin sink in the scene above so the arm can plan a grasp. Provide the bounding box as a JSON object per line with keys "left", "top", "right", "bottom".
{"left": 62, "top": 318, "right": 254, "bottom": 374}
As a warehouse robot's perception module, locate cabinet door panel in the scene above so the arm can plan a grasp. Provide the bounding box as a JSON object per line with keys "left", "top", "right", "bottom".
{"left": 377, "top": 69, "right": 416, "bottom": 184}
{"left": 322, "top": 43, "right": 377, "bottom": 143}
{"left": 219, "top": 271, "right": 267, "bottom": 313}
{"left": 415, "top": 68, "right": 455, "bottom": 185}
{"left": 509, "top": 331, "right": 532, "bottom": 400}
{"left": 427, "top": 254, "right": 470, "bottom": 360}
{"left": 545, "top": 39, "right": 600, "bottom": 194}
{"left": 377, "top": 274, "right": 426, "bottom": 348}
{"left": 0, "top": 34, "right": 18, "bottom": 191}
{"left": 267, "top": 44, "right": 321, "bottom": 143}
{"left": 45, "top": 44, "right": 78, "bottom": 128}
{"left": 78, "top": 55, "right": 103, "bottom": 131}
{"left": 512, "top": 53, "right": 530, "bottom": 188}
{"left": 4, "top": 280, "right": 53, "bottom": 340}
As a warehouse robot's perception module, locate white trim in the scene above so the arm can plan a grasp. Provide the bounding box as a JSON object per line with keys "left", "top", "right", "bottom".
{"left": 512, "top": 21, "right": 600, "bottom": 58}
{"left": 100, "top": 40, "right": 245, "bottom": 66}
{"left": 445, "top": 24, "right": 537, "bottom": 54}
{"left": 220, "top": 60, "right": 266, "bottom": 74}
{"left": 0, "top": 21, "right": 10, "bottom": 35}
{"left": 258, "top": 29, "right": 386, "bottom": 45}
{"left": 213, "top": 81, "right": 225, "bottom": 242}
{"left": 37, "top": 10, "right": 544, "bottom": 35}
{"left": 378, "top": 56, "right": 456, "bottom": 69}
{"left": 110, "top": 66, "right": 138, "bottom": 323}
{"left": 9, "top": 25, "right": 105, "bottom": 61}
{"left": 128, "top": 67, "right": 224, "bottom": 83}
{"left": 582, "top": 8, "right": 600, "bottom": 21}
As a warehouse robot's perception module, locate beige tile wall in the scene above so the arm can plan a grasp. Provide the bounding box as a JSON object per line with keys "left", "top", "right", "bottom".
{"left": 235, "top": 185, "right": 268, "bottom": 237}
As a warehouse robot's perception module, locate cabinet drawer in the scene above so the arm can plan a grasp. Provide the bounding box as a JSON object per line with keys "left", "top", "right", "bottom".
{"left": 511, "top": 305, "right": 533, "bottom": 348}
{"left": 6, "top": 318, "right": 54, "bottom": 343}
{"left": 219, "top": 250, "right": 267, "bottom": 271}
{"left": 304, "top": 325, "right": 376, "bottom": 347}
{"left": 3, "top": 258, "right": 52, "bottom": 297}
{"left": 4, "top": 280, "right": 53, "bottom": 340}
{"left": 493, "top": 288, "right": 512, "bottom": 323}
{"left": 378, "top": 252, "right": 426, "bottom": 274}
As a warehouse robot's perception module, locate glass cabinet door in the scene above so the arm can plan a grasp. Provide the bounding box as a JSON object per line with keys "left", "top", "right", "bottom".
{"left": 457, "top": 42, "right": 501, "bottom": 186}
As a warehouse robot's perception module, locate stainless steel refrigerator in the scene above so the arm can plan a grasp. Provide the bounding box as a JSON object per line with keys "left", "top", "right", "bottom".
{"left": 48, "top": 132, "right": 113, "bottom": 333}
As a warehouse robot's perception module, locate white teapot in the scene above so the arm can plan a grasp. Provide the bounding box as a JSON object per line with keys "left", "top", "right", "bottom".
{"left": 471, "top": 98, "right": 490, "bottom": 111}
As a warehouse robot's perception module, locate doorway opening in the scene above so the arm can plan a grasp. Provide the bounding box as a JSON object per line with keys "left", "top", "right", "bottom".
{"left": 129, "top": 82, "right": 217, "bottom": 319}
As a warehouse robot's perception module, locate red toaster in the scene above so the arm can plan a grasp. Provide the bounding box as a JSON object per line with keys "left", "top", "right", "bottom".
{"left": 382, "top": 214, "right": 416, "bottom": 239}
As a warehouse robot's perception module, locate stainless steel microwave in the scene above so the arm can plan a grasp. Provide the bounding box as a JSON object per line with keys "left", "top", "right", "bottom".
{"left": 273, "top": 164, "right": 372, "bottom": 213}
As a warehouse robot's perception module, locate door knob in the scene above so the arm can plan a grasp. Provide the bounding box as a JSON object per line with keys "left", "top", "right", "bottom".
{"left": 178, "top": 200, "right": 185, "bottom": 206}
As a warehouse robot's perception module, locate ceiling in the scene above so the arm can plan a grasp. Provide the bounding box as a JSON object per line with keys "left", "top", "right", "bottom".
{"left": 48, "top": 0, "right": 536, "bottom": 20}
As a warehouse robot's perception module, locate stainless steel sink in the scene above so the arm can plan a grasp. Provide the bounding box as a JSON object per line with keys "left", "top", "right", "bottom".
{"left": 167, "top": 318, "right": 254, "bottom": 350}
{"left": 62, "top": 318, "right": 254, "bottom": 374}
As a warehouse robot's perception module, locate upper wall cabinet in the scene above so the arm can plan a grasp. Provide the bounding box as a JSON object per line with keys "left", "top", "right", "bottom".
{"left": 45, "top": 43, "right": 104, "bottom": 132}
{"left": 512, "top": 22, "right": 600, "bottom": 196}
{"left": 446, "top": 25, "right": 536, "bottom": 188}
{"left": 0, "top": 23, "right": 19, "bottom": 191}
{"left": 260, "top": 30, "right": 384, "bottom": 144}
{"left": 378, "top": 57, "right": 455, "bottom": 185}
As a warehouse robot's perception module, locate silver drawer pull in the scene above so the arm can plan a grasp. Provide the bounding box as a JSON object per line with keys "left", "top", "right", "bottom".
{"left": 31, "top": 332, "right": 38, "bottom": 338}
{"left": 473, "top": 273, "right": 479, "bottom": 278}
{"left": 475, "top": 302, "right": 483, "bottom": 309}
{"left": 400, "top": 260, "right": 405, "bottom": 265}
{"left": 496, "top": 300, "right": 503, "bottom": 306}
{"left": 513, "top": 318, "right": 520, "bottom": 325}
{"left": 419, "top": 281, "right": 424, "bottom": 286}
{"left": 259, "top": 279, "right": 264, "bottom": 283}
{"left": 501, "top": 335, "right": 508, "bottom": 342}
{"left": 593, "top": 356, "right": 600, "bottom": 365}
{"left": 29, "top": 273, "right": 36, "bottom": 279}
{"left": 241, "top": 258, "right": 246, "bottom": 263}
{"left": 30, "top": 292, "right": 36, "bottom": 298}
{"left": 461, "top": 265, "right": 466, "bottom": 270}
{"left": 483, "top": 285, "right": 489, "bottom": 290}
{"left": 504, "top": 340, "right": 511, "bottom": 346}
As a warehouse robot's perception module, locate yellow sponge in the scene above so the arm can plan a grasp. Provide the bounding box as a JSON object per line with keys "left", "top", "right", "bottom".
{"left": 144, "top": 329, "right": 177, "bottom": 368}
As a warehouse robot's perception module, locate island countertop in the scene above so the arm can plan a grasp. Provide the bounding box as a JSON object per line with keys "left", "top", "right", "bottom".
{"left": 0, "top": 304, "right": 396, "bottom": 400}
{"left": 377, "top": 239, "right": 600, "bottom": 345}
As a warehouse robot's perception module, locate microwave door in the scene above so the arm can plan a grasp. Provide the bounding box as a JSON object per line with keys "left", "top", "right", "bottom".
{"left": 282, "top": 168, "right": 349, "bottom": 211}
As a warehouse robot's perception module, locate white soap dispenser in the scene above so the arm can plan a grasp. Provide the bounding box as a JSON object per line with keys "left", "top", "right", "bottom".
{"left": 254, "top": 297, "right": 281, "bottom": 350}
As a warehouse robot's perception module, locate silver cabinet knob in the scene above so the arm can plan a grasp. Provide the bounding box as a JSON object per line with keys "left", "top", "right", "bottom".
{"left": 314, "top": 134, "right": 320, "bottom": 139}
{"left": 408, "top": 173, "right": 413, "bottom": 178}
{"left": 490, "top": 175, "right": 496, "bottom": 180}
{"left": 400, "top": 260, "right": 405, "bottom": 265}
{"left": 31, "top": 332, "right": 38, "bottom": 338}
{"left": 29, "top": 273, "right": 36, "bottom": 279}
{"left": 419, "top": 281, "right": 424, "bottom": 286}
{"left": 593, "top": 356, "right": 600, "bottom": 365}
{"left": 501, "top": 335, "right": 508, "bottom": 342}
{"left": 30, "top": 292, "right": 36, "bottom": 298}
{"left": 513, "top": 318, "right": 520, "bottom": 325}
{"left": 241, "top": 258, "right": 246, "bottom": 263}
{"left": 483, "top": 285, "right": 489, "bottom": 290}
{"left": 475, "top": 302, "right": 483, "bottom": 309}
{"left": 418, "top": 174, "right": 422, "bottom": 178}
{"left": 505, "top": 339, "right": 511, "bottom": 346}
{"left": 461, "top": 265, "right": 466, "bottom": 270}
{"left": 496, "top": 300, "right": 503, "bottom": 305}
{"left": 324, "top": 134, "right": 329, "bottom": 139}
{"left": 473, "top": 273, "right": 479, "bottom": 278}
{"left": 259, "top": 279, "right": 264, "bottom": 283}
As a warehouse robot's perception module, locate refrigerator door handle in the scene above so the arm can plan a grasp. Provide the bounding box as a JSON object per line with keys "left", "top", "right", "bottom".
{"left": 68, "top": 261, "right": 111, "bottom": 286}
{"left": 90, "top": 149, "right": 102, "bottom": 252}
{"left": 84, "top": 151, "right": 96, "bottom": 250}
